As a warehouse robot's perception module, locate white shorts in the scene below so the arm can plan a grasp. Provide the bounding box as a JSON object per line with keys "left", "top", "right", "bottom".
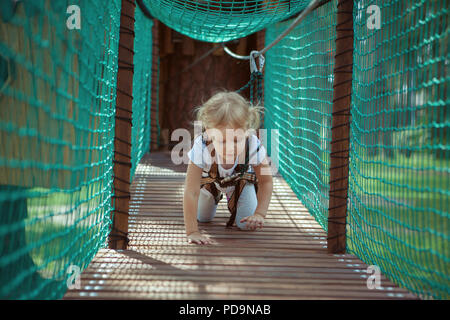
{"left": 197, "top": 183, "right": 257, "bottom": 230}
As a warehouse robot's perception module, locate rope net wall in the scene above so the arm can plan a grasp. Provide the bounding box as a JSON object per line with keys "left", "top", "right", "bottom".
{"left": 142, "top": 0, "right": 312, "bottom": 42}
{"left": 264, "top": 0, "right": 336, "bottom": 230}
{"left": 0, "top": 0, "right": 121, "bottom": 299}
{"left": 130, "top": 9, "right": 154, "bottom": 180}
{"left": 348, "top": 0, "right": 449, "bottom": 299}
{"left": 265, "top": 0, "right": 448, "bottom": 299}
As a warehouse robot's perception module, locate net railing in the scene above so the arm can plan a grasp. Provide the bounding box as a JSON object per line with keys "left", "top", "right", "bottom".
{"left": 264, "top": 0, "right": 336, "bottom": 230}
{"left": 0, "top": 0, "right": 154, "bottom": 299}
{"left": 348, "top": 0, "right": 449, "bottom": 300}
{"left": 264, "top": 0, "right": 449, "bottom": 299}
{"left": 131, "top": 8, "right": 154, "bottom": 180}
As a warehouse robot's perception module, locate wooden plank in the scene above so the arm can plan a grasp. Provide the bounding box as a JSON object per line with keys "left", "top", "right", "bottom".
{"left": 78, "top": 270, "right": 401, "bottom": 287}
{"left": 64, "top": 152, "right": 417, "bottom": 300}
{"left": 85, "top": 248, "right": 357, "bottom": 260}
{"left": 127, "top": 230, "right": 326, "bottom": 237}
{"left": 64, "top": 291, "right": 408, "bottom": 300}
{"left": 64, "top": 283, "right": 413, "bottom": 299}
{"left": 79, "top": 266, "right": 379, "bottom": 280}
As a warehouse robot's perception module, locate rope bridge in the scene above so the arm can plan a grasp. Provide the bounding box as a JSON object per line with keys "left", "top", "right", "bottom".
{"left": 0, "top": 0, "right": 448, "bottom": 300}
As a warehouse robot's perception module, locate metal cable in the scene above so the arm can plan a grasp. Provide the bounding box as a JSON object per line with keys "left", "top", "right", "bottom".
{"left": 222, "top": 0, "right": 321, "bottom": 60}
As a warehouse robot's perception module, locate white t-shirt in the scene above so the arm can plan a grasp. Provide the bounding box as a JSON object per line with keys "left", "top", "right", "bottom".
{"left": 187, "top": 134, "right": 267, "bottom": 194}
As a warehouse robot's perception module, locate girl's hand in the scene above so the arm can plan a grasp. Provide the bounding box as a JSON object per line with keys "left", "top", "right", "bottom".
{"left": 240, "top": 213, "right": 265, "bottom": 231}
{"left": 187, "top": 231, "right": 212, "bottom": 245}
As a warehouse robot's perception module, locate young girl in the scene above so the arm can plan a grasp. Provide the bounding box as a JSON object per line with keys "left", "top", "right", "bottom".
{"left": 183, "top": 91, "right": 273, "bottom": 245}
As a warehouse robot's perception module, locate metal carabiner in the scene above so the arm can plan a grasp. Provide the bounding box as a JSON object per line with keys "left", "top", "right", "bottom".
{"left": 249, "top": 50, "right": 265, "bottom": 74}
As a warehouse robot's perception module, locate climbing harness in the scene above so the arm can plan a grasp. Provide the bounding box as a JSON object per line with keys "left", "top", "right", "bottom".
{"left": 199, "top": 133, "right": 259, "bottom": 228}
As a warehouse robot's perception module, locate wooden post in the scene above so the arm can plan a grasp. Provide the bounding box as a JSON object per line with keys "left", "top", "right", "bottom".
{"left": 235, "top": 38, "right": 247, "bottom": 56}
{"left": 212, "top": 43, "right": 224, "bottom": 56}
{"left": 163, "top": 27, "right": 174, "bottom": 55}
{"left": 109, "top": 0, "right": 136, "bottom": 250}
{"left": 327, "top": 0, "right": 353, "bottom": 254}
{"left": 182, "top": 37, "right": 195, "bottom": 56}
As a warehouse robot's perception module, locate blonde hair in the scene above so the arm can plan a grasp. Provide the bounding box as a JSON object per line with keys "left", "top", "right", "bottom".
{"left": 194, "top": 90, "right": 263, "bottom": 131}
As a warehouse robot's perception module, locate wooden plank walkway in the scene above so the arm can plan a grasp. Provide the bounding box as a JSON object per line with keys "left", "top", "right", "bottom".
{"left": 64, "top": 152, "right": 416, "bottom": 300}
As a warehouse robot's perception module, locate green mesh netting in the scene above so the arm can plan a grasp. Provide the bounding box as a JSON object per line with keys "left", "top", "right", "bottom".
{"left": 264, "top": 0, "right": 336, "bottom": 230}
{"left": 265, "top": 0, "right": 448, "bottom": 299}
{"left": 142, "top": 0, "right": 312, "bottom": 42}
{"left": 130, "top": 9, "right": 154, "bottom": 180}
{"left": 0, "top": 0, "right": 448, "bottom": 302}
{"left": 347, "top": 0, "right": 449, "bottom": 299}
{"left": 0, "top": 0, "right": 121, "bottom": 299}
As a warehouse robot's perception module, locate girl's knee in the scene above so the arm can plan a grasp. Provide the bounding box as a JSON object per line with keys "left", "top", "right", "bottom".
{"left": 235, "top": 185, "right": 258, "bottom": 230}
{"left": 197, "top": 210, "right": 215, "bottom": 223}
{"left": 235, "top": 200, "right": 256, "bottom": 230}
{"left": 197, "top": 187, "right": 217, "bottom": 222}
{"left": 197, "top": 216, "right": 214, "bottom": 223}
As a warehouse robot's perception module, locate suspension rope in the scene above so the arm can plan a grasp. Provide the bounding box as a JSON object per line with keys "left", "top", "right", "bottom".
{"left": 222, "top": 0, "right": 321, "bottom": 60}
{"left": 236, "top": 71, "right": 263, "bottom": 106}
{"left": 280, "top": 0, "right": 333, "bottom": 23}
{"left": 136, "top": 0, "right": 154, "bottom": 20}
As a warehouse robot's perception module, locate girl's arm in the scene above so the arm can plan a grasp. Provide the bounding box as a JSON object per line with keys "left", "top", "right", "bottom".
{"left": 183, "top": 160, "right": 212, "bottom": 244}
{"left": 253, "top": 156, "right": 273, "bottom": 217}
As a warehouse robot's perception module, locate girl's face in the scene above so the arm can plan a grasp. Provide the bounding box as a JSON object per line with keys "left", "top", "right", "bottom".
{"left": 206, "top": 126, "right": 247, "bottom": 165}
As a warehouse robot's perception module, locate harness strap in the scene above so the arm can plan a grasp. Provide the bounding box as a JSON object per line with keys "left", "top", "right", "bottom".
{"left": 203, "top": 182, "right": 223, "bottom": 205}
{"left": 201, "top": 172, "right": 257, "bottom": 188}
{"left": 198, "top": 134, "right": 258, "bottom": 227}
{"left": 226, "top": 179, "right": 246, "bottom": 227}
